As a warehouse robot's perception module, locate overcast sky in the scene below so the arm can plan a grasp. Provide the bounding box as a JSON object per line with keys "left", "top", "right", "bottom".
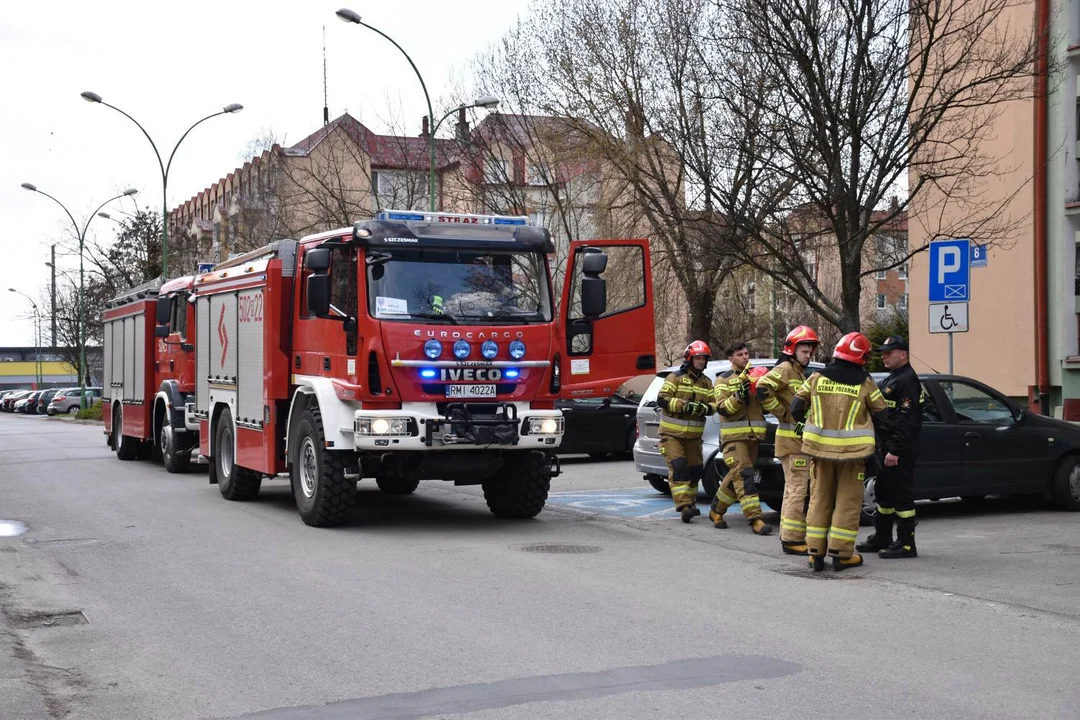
{"left": 0, "top": 0, "right": 529, "bottom": 346}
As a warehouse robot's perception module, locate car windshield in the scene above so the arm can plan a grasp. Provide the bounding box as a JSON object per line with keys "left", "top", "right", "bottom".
{"left": 640, "top": 375, "right": 669, "bottom": 407}
{"left": 366, "top": 248, "right": 552, "bottom": 323}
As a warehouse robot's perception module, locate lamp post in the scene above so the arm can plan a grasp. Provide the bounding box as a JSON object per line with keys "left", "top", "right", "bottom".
{"left": 80, "top": 92, "right": 243, "bottom": 277}
{"left": 8, "top": 289, "right": 42, "bottom": 387}
{"left": 21, "top": 183, "right": 138, "bottom": 409}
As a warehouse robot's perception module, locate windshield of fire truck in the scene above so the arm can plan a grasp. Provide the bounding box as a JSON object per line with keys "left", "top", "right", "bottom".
{"left": 366, "top": 247, "right": 552, "bottom": 323}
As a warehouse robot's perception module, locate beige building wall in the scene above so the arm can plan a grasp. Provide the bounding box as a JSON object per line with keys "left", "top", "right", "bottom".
{"left": 908, "top": 95, "right": 1035, "bottom": 398}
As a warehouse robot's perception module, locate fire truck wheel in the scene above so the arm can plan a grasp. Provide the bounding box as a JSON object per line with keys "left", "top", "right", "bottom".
{"left": 215, "top": 409, "right": 261, "bottom": 501}
{"left": 161, "top": 413, "right": 190, "bottom": 474}
{"left": 114, "top": 405, "right": 140, "bottom": 461}
{"left": 375, "top": 475, "right": 420, "bottom": 495}
{"left": 482, "top": 451, "right": 551, "bottom": 519}
{"left": 290, "top": 405, "right": 355, "bottom": 527}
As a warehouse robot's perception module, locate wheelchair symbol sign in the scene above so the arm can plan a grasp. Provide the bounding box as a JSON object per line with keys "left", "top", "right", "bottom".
{"left": 929, "top": 302, "right": 969, "bottom": 334}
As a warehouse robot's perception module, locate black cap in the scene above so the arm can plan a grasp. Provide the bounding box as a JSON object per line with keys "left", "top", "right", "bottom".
{"left": 876, "top": 335, "right": 909, "bottom": 352}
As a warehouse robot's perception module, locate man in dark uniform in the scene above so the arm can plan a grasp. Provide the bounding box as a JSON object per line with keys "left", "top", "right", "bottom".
{"left": 856, "top": 336, "right": 923, "bottom": 559}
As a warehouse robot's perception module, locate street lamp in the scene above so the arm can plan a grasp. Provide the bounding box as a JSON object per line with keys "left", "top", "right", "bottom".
{"left": 80, "top": 91, "right": 243, "bottom": 276}
{"left": 8, "top": 289, "right": 42, "bottom": 387}
{"left": 21, "top": 183, "right": 138, "bottom": 410}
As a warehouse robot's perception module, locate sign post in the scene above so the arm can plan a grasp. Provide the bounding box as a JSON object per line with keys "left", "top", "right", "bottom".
{"left": 928, "top": 239, "right": 972, "bottom": 374}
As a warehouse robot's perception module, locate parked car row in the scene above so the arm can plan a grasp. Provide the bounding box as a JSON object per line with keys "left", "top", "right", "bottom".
{"left": 0, "top": 387, "right": 103, "bottom": 415}
{"left": 633, "top": 360, "right": 1080, "bottom": 523}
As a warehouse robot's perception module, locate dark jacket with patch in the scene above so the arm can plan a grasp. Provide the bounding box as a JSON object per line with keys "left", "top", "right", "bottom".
{"left": 877, "top": 363, "right": 922, "bottom": 457}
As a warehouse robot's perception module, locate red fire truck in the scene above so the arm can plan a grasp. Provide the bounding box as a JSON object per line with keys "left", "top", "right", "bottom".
{"left": 110, "top": 210, "right": 656, "bottom": 527}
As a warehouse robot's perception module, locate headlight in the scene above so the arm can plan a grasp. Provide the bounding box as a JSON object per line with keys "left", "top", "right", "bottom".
{"left": 481, "top": 340, "right": 499, "bottom": 359}
{"left": 355, "top": 417, "right": 410, "bottom": 436}
{"left": 424, "top": 340, "right": 443, "bottom": 359}
{"left": 453, "top": 340, "right": 471, "bottom": 359}
{"left": 527, "top": 416, "right": 563, "bottom": 435}
{"left": 509, "top": 339, "right": 526, "bottom": 359}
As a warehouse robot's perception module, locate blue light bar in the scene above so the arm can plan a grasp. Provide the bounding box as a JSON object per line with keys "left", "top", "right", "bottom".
{"left": 493, "top": 217, "right": 527, "bottom": 225}
{"left": 379, "top": 211, "right": 425, "bottom": 221}
{"left": 504, "top": 369, "right": 520, "bottom": 379}
{"left": 419, "top": 368, "right": 438, "bottom": 380}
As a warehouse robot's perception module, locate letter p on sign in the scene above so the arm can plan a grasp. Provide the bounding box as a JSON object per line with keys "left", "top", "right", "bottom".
{"left": 937, "top": 246, "right": 961, "bottom": 284}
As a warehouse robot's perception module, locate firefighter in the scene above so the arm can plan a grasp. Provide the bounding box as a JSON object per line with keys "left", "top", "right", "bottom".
{"left": 756, "top": 325, "right": 820, "bottom": 555}
{"left": 791, "top": 332, "right": 888, "bottom": 571}
{"left": 657, "top": 341, "right": 717, "bottom": 522}
{"left": 857, "top": 336, "right": 923, "bottom": 559}
{"left": 709, "top": 343, "right": 773, "bottom": 535}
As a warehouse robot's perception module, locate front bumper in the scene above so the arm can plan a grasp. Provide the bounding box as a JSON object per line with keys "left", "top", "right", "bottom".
{"left": 352, "top": 402, "right": 564, "bottom": 451}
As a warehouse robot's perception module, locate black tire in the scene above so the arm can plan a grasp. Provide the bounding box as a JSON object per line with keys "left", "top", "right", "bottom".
{"left": 215, "top": 409, "right": 261, "bottom": 501}
{"left": 646, "top": 474, "right": 671, "bottom": 495}
{"left": 859, "top": 475, "right": 877, "bottom": 527}
{"left": 1050, "top": 455, "right": 1080, "bottom": 511}
{"left": 289, "top": 405, "right": 354, "bottom": 526}
{"left": 483, "top": 451, "right": 551, "bottom": 519}
{"left": 150, "top": 407, "right": 164, "bottom": 464}
{"left": 375, "top": 475, "right": 420, "bottom": 494}
{"left": 701, "top": 458, "right": 720, "bottom": 504}
{"left": 115, "top": 405, "right": 140, "bottom": 461}
{"left": 161, "top": 413, "right": 191, "bottom": 474}
{"left": 68, "top": 405, "right": 80, "bottom": 416}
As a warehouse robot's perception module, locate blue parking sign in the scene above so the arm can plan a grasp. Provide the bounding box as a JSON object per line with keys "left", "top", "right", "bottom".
{"left": 929, "top": 238, "right": 970, "bottom": 303}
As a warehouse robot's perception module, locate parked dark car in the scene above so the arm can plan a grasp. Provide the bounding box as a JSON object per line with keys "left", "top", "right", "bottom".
{"left": 35, "top": 389, "right": 60, "bottom": 415}
{"left": 557, "top": 394, "right": 640, "bottom": 458}
{"left": 1, "top": 390, "right": 31, "bottom": 412}
{"left": 754, "top": 373, "right": 1080, "bottom": 522}
{"left": 16, "top": 391, "right": 42, "bottom": 414}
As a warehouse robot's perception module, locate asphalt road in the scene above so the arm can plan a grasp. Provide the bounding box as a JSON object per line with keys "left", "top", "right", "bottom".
{"left": 1, "top": 411, "right": 1078, "bottom": 719}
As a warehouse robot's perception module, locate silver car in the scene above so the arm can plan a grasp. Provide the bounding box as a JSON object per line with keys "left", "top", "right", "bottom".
{"left": 634, "top": 358, "right": 825, "bottom": 509}
{"left": 48, "top": 387, "right": 103, "bottom": 415}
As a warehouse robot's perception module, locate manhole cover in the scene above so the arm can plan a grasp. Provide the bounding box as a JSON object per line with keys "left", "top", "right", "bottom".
{"left": 8, "top": 610, "right": 88, "bottom": 629}
{"left": 519, "top": 543, "right": 602, "bottom": 555}
{"left": 0, "top": 520, "right": 28, "bottom": 538}
{"left": 24, "top": 538, "right": 98, "bottom": 548}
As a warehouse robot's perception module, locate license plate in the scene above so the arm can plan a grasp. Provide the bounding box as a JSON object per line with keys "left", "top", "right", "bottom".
{"left": 445, "top": 384, "right": 496, "bottom": 399}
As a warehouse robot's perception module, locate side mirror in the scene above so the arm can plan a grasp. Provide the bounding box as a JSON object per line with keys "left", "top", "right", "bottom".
{"left": 156, "top": 297, "right": 171, "bottom": 326}
{"left": 582, "top": 251, "right": 607, "bottom": 275}
{"left": 307, "top": 274, "right": 331, "bottom": 316}
{"left": 580, "top": 276, "right": 606, "bottom": 317}
{"left": 1012, "top": 407, "right": 1027, "bottom": 423}
{"left": 154, "top": 325, "right": 170, "bottom": 338}
{"left": 602, "top": 396, "right": 612, "bottom": 408}
{"left": 306, "top": 247, "right": 332, "bottom": 273}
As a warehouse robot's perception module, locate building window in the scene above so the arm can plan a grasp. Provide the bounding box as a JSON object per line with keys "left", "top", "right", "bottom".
{"left": 899, "top": 293, "right": 908, "bottom": 310}
{"left": 526, "top": 163, "right": 549, "bottom": 186}
{"left": 747, "top": 282, "right": 756, "bottom": 312}
{"left": 899, "top": 263, "right": 908, "bottom": 280}
{"left": 528, "top": 211, "right": 548, "bottom": 227}
{"left": 802, "top": 250, "right": 817, "bottom": 283}
{"left": 875, "top": 268, "right": 887, "bottom": 280}
{"left": 485, "top": 158, "right": 510, "bottom": 184}
{"left": 876, "top": 294, "right": 886, "bottom": 310}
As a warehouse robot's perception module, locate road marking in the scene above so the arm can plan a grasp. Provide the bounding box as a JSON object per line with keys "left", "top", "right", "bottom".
{"left": 547, "top": 487, "right": 779, "bottom": 520}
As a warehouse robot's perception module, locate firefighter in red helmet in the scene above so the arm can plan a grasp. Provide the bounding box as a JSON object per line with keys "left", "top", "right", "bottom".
{"left": 791, "top": 332, "right": 889, "bottom": 571}
{"left": 756, "top": 325, "right": 820, "bottom": 555}
{"left": 657, "top": 340, "right": 717, "bottom": 522}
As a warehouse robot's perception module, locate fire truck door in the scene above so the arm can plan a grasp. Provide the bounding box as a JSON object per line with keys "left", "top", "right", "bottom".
{"left": 557, "top": 239, "right": 656, "bottom": 397}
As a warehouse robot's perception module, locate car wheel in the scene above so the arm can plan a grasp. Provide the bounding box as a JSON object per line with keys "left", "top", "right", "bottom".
{"left": 701, "top": 459, "right": 720, "bottom": 504}
{"left": 1050, "top": 455, "right": 1080, "bottom": 511}
{"left": 114, "top": 406, "right": 140, "bottom": 461}
{"left": 859, "top": 475, "right": 877, "bottom": 527}
{"left": 68, "top": 406, "right": 80, "bottom": 416}
{"left": 646, "top": 474, "right": 671, "bottom": 495}
{"left": 215, "top": 409, "right": 262, "bottom": 501}
{"left": 161, "top": 413, "right": 191, "bottom": 474}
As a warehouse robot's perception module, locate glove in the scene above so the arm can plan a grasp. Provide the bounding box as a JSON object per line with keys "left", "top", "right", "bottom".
{"left": 668, "top": 398, "right": 688, "bottom": 414}
{"left": 736, "top": 381, "right": 750, "bottom": 403}
{"left": 794, "top": 421, "right": 805, "bottom": 437}
{"left": 684, "top": 401, "right": 704, "bottom": 417}
{"left": 702, "top": 403, "right": 716, "bottom": 417}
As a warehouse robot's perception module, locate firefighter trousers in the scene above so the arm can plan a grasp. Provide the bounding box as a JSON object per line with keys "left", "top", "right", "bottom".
{"left": 876, "top": 453, "right": 918, "bottom": 546}
{"left": 806, "top": 459, "right": 864, "bottom": 559}
{"left": 779, "top": 454, "right": 811, "bottom": 543}
{"left": 660, "top": 435, "right": 703, "bottom": 511}
{"left": 711, "top": 440, "right": 763, "bottom": 520}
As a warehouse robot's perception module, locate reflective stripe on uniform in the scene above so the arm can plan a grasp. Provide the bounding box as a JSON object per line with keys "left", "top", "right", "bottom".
{"left": 869, "top": 389, "right": 884, "bottom": 403}
{"left": 719, "top": 420, "right": 767, "bottom": 439}
{"left": 741, "top": 497, "right": 761, "bottom": 509}
{"left": 802, "top": 424, "right": 875, "bottom": 446}
{"left": 670, "top": 483, "right": 694, "bottom": 496}
{"left": 845, "top": 401, "right": 862, "bottom": 431}
{"left": 776, "top": 422, "right": 798, "bottom": 439}
{"left": 716, "top": 489, "right": 738, "bottom": 506}
{"left": 876, "top": 506, "right": 895, "bottom": 514}
{"left": 896, "top": 509, "right": 917, "bottom": 519}
{"left": 761, "top": 396, "right": 781, "bottom": 411}
{"left": 828, "top": 526, "right": 859, "bottom": 542}
{"left": 780, "top": 517, "right": 806, "bottom": 531}
{"left": 806, "top": 525, "right": 828, "bottom": 539}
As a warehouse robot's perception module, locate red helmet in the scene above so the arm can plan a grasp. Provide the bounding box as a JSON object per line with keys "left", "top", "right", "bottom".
{"left": 747, "top": 365, "right": 770, "bottom": 391}
{"left": 782, "top": 325, "right": 820, "bottom": 355}
{"left": 833, "top": 332, "right": 872, "bottom": 365}
{"left": 684, "top": 340, "right": 711, "bottom": 360}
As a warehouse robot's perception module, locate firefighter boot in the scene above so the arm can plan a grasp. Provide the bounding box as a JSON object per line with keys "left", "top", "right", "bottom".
{"left": 681, "top": 505, "right": 701, "bottom": 524}
{"left": 880, "top": 516, "right": 917, "bottom": 558}
{"left": 856, "top": 512, "right": 895, "bottom": 553}
{"left": 808, "top": 554, "right": 826, "bottom": 572}
{"left": 708, "top": 497, "right": 728, "bottom": 528}
{"left": 750, "top": 518, "right": 773, "bottom": 536}
{"left": 781, "top": 540, "right": 809, "bottom": 556}
{"left": 832, "top": 553, "right": 864, "bottom": 571}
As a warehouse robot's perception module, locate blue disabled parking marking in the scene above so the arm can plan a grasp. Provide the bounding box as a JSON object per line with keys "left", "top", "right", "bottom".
{"left": 547, "top": 486, "right": 779, "bottom": 520}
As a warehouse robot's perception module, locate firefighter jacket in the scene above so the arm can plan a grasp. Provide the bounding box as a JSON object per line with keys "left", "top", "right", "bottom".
{"left": 657, "top": 365, "right": 717, "bottom": 439}
{"left": 877, "top": 363, "right": 923, "bottom": 458}
{"left": 716, "top": 367, "right": 767, "bottom": 442}
{"left": 792, "top": 360, "right": 887, "bottom": 461}
{"left": 756, "top": 356, "right": 807, "bottom": 458}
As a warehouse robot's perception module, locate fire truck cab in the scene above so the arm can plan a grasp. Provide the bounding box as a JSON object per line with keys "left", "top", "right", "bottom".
{"left": 174, "top": 210, "right": 656, "bottom": 527}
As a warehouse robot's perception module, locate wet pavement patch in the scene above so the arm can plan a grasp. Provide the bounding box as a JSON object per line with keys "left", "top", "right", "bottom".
{"left": 233, "top": 653, "right": 801, "bottom": 719}
{"left": 518, "top": 543, "right": 602, "bottom": 554}
{"left": 8, "top": 610, "right": 88, "bottom": 629}
{"left": 24, "top": 538, "right": 98, "bottom": 548}
{"left": 0, "top": 520, "right": 28, "bottom": 537}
